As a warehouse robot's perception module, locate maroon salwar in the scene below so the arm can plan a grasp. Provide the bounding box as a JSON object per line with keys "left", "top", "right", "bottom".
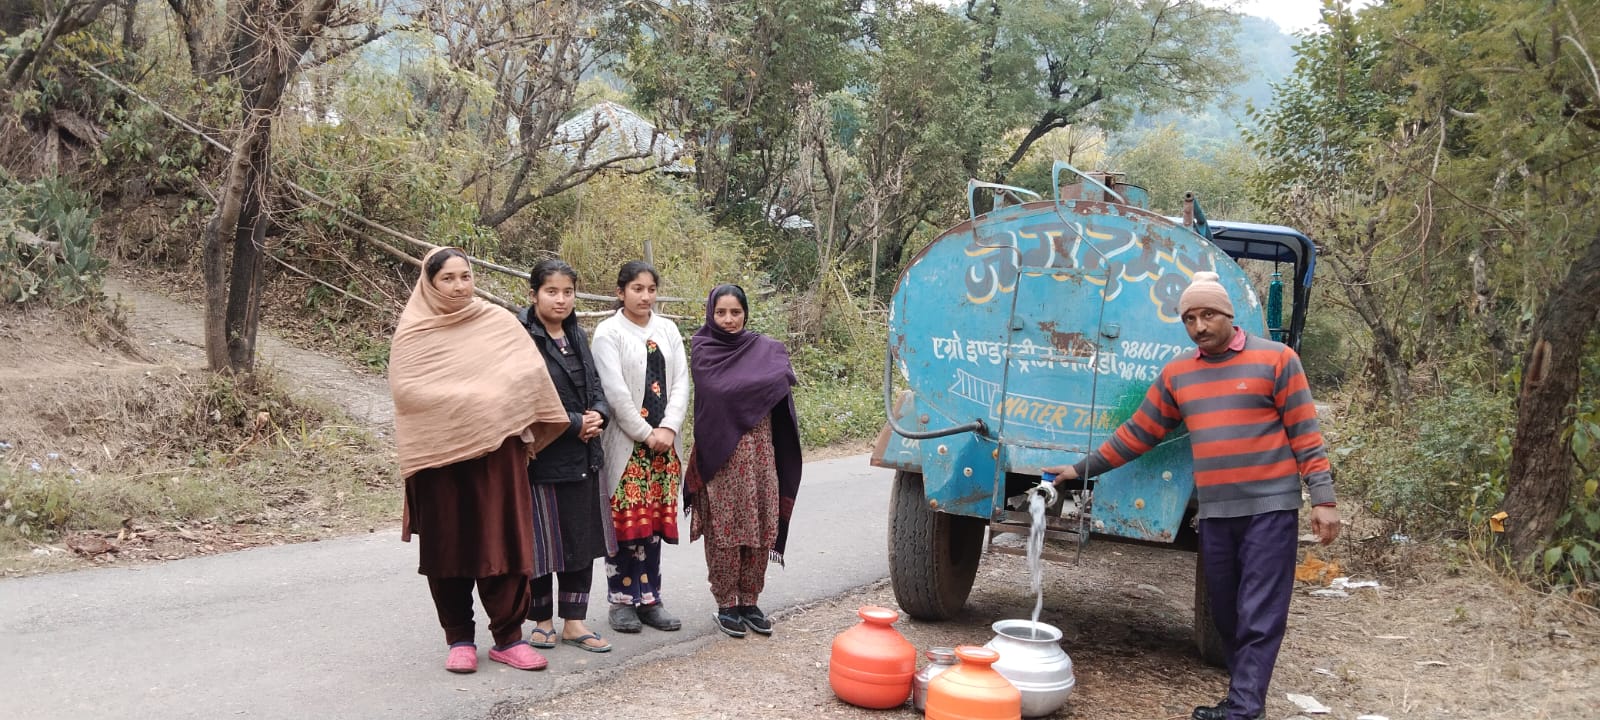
{"left": 428, "top": 575, "right": 529, "bottom": 647}
{"left": 404, "top": 436, "right": 533, "bottom": 645}
{"left": 693, "top": 416, "right": 779, "bottom": 608}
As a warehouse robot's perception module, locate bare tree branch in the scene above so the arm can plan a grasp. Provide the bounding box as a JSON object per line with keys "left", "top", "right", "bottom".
{"left": 3, "top": 0, "right": 115, "bottom": 88}
{"left": 298, "top": 24, "right": 395, "bottom": 71}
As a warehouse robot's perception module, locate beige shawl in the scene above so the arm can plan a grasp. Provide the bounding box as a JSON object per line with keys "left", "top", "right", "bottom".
{"left": 388, "top": 247, "right": 569, "bottom": 479}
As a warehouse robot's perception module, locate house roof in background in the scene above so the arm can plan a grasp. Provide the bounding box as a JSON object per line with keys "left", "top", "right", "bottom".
{"left": 550, "top": 101, "right": 693, "bottom": 174}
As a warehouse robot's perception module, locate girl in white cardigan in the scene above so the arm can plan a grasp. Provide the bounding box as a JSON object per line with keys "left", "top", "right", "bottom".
{"left": 590, "top": 261, "right": 690, "bottom": 634}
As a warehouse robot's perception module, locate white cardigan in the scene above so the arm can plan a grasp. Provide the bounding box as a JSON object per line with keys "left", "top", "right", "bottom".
{"left": 591, "top": 309, "right": 690, "bottom": 496}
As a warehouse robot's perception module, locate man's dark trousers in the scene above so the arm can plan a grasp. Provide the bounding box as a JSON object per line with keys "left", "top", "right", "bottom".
{"left": 1198, "top": 509, "right": 1298, "bottom": 720}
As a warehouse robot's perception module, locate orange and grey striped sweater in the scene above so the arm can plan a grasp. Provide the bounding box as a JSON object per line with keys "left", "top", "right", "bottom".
{"left": 1070, "top": 333, "right": 1335, "bottom": 519}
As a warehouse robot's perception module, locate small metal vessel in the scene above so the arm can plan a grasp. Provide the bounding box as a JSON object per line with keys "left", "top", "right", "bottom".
{"left": 912, "top": 646, "right": 958, "bottom": 712}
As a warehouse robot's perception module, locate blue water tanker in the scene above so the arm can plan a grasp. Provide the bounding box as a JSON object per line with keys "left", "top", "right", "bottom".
{"left": 870, "top": 162, "right": 1317, "bottom": 664}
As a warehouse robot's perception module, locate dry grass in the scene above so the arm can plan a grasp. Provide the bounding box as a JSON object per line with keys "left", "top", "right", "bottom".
{"left": 0, "top": 302, "right": 398, "bottom": 575}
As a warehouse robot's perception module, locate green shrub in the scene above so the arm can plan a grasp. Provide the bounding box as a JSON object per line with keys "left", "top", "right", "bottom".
{"left": 793, "top": 357, "right": 884, "bottom": 448}
{"left": 0, "top": 175, "right": 106, "bottom": 306}
{"left": 776, "top": 292, "right": 888, "bottom": 449}
{"left": 1334, "top": 384, "right": 1514, "bottom": 535}
{"left": 0, "top": 468, "right": 80, "bottom": 540}
{"left": 1299, "top": 313, "right": 1348, "bottom": 389}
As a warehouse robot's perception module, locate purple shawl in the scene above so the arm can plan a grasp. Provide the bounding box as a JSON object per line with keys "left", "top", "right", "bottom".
{"left": 687, "top": 288, "right": 804, "bottom": 559}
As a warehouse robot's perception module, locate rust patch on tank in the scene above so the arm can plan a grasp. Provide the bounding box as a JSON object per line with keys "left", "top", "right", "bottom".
{"left": 1038, "top": 321, "right": 1095, "bottom": 358}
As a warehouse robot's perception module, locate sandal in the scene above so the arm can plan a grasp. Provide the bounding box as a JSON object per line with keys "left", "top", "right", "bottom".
{"left": 560, "top": 632, "right": 613, "bottom": 653}
{"left": 714, "top": 609, "right": 747, "bottom": 638}
{"left": 528, "top": 627, "right": 557, "bottom": 649}
{"left": 740, "top": 605, "right": 774, "bottom": 636}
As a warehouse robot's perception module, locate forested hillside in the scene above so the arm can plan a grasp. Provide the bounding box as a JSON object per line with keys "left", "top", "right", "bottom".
{"left": 2, "top": 0, "right": 1598, "bottom": 595}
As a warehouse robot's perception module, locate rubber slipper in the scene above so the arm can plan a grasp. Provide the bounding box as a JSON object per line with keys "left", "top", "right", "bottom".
{"left": 488, "top": 640, "right": 548, "bottom": 670}
{"left": 528, "top": 627, "right": 557, "bottom": 649}
{"left": 445, "top": 643, "right": 477, "bottom": 673}
{"left": 560, "top": 632, "right": 613, "bottom": 653}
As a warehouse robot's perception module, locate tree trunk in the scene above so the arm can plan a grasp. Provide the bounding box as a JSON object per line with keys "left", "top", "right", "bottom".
{"left": 960, "top": 0, "right": 999, "bottom": 181}
{"left": 1503, "top": 229, "right": 1600, "bottom": 559}
{"left": 181, "top": 0, "right": 341, "bottom": 372}
{"left": 1330, "top": 254, "right": 1411, "bottom": 405}
{"left": 202, "top": 123, "right": 265, "bottom": 371}
{"left": 1470, "top": 248, "right": 1512, "bottom": 377}
{"left": 120, "top": 0, "right": 139, "bottom": 50}
{"left": 200, "top": 0, "right": 318, "bottom": 372}
{"left": 223, "top": 138, "right": 271, "bottom": 371}
{"left": 992, "top": 111, "right": 1062, "bottom": 185}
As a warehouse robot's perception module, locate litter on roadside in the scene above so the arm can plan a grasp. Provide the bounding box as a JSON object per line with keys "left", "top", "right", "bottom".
{"left": 1329, "top": 577, "right": 1381, "bottom": 590}
{"left": 1310, "top": 576, "right": 1382, "bottom": 598}
{"left": 1295, "top": 555, "right": 1342, "bottom": 584}
{"left": 1287, "top": 693, "right": 1332, "bottom": 714}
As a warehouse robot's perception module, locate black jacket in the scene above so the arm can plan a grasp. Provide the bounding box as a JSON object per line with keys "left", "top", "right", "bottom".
{"left": 519, "top": 307, "right": 610, "bottom": 483}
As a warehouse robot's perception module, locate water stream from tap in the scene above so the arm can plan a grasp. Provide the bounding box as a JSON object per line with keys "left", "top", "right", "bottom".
{"left": 1027, "top": 488, "right": 1047, "bottom": 635}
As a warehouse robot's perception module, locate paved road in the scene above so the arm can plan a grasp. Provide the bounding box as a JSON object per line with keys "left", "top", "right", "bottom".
{"left": 0, "top": 455, "right": 893, "bottom": 720}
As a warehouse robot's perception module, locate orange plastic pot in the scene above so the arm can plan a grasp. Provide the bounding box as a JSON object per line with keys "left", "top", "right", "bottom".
{"left": 828, "top": 606, "right": 916, "bottom": 709}
{"left": 924, "top": 645, "right": 1023, "bottom": 720}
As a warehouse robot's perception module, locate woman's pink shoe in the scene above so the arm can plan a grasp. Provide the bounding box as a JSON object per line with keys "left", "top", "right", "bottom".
{"left": 488, "top": 641, "right": 548, "bottom": 671}
{"left": 445, "top": 644, "right": 477, "bottom": 674}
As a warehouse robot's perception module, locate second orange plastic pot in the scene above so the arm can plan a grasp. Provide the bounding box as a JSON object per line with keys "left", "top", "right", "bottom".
{"left": 924, "top": 645, "right": 1023, "bottom": 720}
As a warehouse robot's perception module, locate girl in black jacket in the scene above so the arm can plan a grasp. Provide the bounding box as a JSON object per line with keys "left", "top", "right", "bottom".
{"left": 520, "top": 259, "right": 616, "bottom": 653}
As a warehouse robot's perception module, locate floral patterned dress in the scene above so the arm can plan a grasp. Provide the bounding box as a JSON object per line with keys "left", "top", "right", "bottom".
{"left": 691, "top": 415, "right": 779, "bottom": 550}
{"left": 611, "top": 338, "right": 681, "bottom": 544}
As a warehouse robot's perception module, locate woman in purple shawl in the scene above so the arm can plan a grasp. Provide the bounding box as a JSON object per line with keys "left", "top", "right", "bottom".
{"left": 685, "top": 284, "right": 803, "bottom": 639}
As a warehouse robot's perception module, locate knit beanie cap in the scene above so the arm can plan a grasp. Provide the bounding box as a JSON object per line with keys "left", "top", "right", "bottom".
{"left": 1179, "top": 271, "right": 1234, "bottom": 317}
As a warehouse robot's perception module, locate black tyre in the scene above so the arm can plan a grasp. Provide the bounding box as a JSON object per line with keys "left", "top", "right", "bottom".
{"left": 1193, "top": 551, "right": 1228, "bottom": 666}
{"left": 888, "top": 470, "right": 988, "bottom": 620}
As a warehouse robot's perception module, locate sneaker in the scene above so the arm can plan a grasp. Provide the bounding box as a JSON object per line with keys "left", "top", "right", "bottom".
{"left": 488, "top": 641, "right": 548, "bottom": 671}
{"left": 714, "top": 608, "right": 747, "bottom": 638}
{"left": 739, "top": 605, "right": 773, "bottom": 635}
{"left": 609, "top": 603, "right": 642, "bottom": 633}
{"left": 637, "top": 602, "right": 682, "bottom": 631}
{"left": 445, "top": 643, "right": 477, "bottom": 674}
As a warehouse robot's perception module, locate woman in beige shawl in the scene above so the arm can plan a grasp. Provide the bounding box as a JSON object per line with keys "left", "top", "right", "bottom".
{"left": 389, "top": 247, "right": 570, "bottom": 674}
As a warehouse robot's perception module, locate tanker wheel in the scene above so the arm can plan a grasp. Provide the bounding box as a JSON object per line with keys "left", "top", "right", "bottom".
{"left": 888, "top": 470, "right": 988, "bottom": 621}
{"left": 1193, "top": 551, "right": 1229, "bottom": 667}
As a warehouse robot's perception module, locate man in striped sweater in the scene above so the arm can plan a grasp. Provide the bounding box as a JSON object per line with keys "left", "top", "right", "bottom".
{"left": 1043, "top": 271, "right": 1341, "bottom": 720}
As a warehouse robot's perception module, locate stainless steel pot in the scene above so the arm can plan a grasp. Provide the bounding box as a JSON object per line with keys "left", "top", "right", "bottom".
{"left": 983, "top": 619, "right": 1075, "bottom": 717}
